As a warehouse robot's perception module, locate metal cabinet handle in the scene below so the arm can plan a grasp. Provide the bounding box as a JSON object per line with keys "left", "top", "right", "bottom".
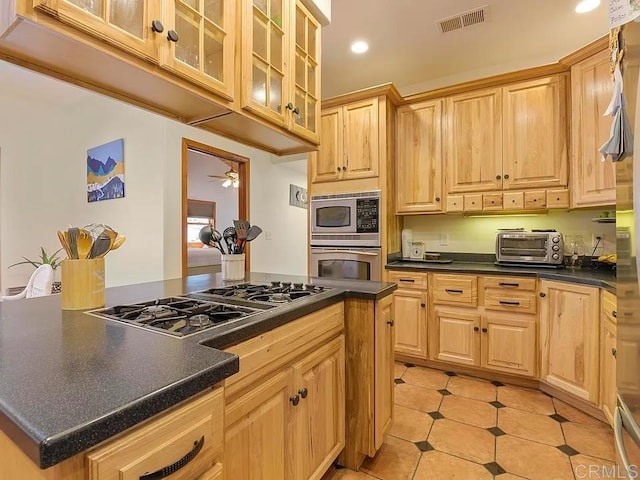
{"left": 445, "top": 289, "right": 463, "bottom": 294}
{"left": 167, "top": 30, "right": 179, "bottom": 42}
{"left": 613, "top": 310, "right": 617, "bottom": 318}
{"left": 336, "top": 167, "right": 341, "bottom": 172}
{"left": 482, "top": 328, "right": 488, "bottom": 333}
{"left": 504, "top": 174, "right": 510, "bottom": 180}
{"left": 298, "top": 388, "right": 308, "bottom": 399}
{"left": 285, "top": 102, "right": 294, "bottom": 111}
{"left": 474, "top": 326, "right": 479, "bottom": 332}
{"left": 496, "top": 175, "right": 501, "bottom": 180}
{"left": 387, "top": 319, "right": 395, "bottom": 326}
{"left": 399, "top": 278, "right": 415, "bottom": 283}
{"left": 540, "top": 292, "right": 546, "bottom": 298}
{"left": 420, "top": 303, "right": 426, "bottom": 307}
{"left": 293, "top": 106, "right": 300, "bottom": 115}
{"left": 151, "top": 19, "right": 164, "bottom": 33}
{"left": 435, "top": 197, "right": 441, "bottom": 202}
{"left": 342, "top": 166, "right": 347, "bottom": 171}
{"left": 499, "top": 300, "right": 521, "bottom": 306}
{"left": 290, "top": 394, "right": 300, "bottom": 406}
{"left": 612, "top": 348, "right": 617, "bottom": 358}
{"left": 499, "top": 282, "right": 519, "bottom": 287}
{"left": 139, "top": 436, "right": 204, "bottom": 480}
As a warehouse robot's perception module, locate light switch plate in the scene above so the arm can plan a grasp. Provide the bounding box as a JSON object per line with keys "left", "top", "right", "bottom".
{"left": 289, "top": 184, "right": 308, "bottom": 209}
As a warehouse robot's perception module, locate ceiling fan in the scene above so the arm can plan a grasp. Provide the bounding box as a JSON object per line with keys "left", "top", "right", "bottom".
{"left": 208, "top": 168, "right": 239, "bottom": 188}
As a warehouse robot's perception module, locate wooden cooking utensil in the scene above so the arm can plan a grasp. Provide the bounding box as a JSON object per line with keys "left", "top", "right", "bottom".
{"left": 57, "top": 231, "right": 72, "bottom": 259}
{"left": 110, "top": 235, "right": 126, "bottom": 251}
{"left": 77, "top": 230, "right": 93, "bottom": 259}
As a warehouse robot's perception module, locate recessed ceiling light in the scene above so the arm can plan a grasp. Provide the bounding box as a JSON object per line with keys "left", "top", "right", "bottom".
{"left": 351, "top": 40, "right": 369, "bottom": 54}
{"left": 575, "top": 0, "right": 600, "bottom": 13}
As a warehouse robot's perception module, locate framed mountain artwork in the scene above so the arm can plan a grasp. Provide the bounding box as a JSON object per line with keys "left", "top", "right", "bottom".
{"left": 87, "top": 139, "right": 125, "bottom": 203}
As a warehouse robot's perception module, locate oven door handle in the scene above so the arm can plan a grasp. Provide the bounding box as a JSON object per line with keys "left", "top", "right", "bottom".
{"left": 311, "top": 250, "right": 380, "bottom": 256}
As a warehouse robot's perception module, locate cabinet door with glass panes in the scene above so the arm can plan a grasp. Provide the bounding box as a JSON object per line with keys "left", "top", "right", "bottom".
{"left": 241, "top": 0, "right": 289, "bottom": 126}
{"left": 290, "top": 0, "right": 320, "bottom": 143}
{"left": 161, "top": 0, "right": 235, "bottom": 99}
{"left": 33, "top": 0, "right": 162, "bottom": 61}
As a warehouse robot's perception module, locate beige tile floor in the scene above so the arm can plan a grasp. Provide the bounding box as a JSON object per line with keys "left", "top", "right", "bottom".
{"left": 323, "top": 363, "right": 615, "bottom": 480}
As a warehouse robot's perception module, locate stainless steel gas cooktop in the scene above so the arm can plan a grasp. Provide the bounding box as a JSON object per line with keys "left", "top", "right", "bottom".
{"left": 90, "top": 281, "right": 332, "bottom": 338}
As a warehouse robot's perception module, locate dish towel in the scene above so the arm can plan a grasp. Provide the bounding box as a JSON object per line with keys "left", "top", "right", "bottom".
{"left": 600, "top": 62, "right": 634, "bottom": 162}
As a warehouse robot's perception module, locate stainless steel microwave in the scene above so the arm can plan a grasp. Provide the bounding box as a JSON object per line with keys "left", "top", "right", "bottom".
{"left": 310, "top": 191, "right": 381, "bottom": 247}
{"left": 496, "top": 231, "right": 564, "bottom": 265}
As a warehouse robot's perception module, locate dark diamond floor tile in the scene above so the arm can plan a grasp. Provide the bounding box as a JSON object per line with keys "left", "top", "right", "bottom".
{"left": 415, "top": 440, "right": 434, "bottom": 452}
{"left": 487, "top": 426, "right": 506, "bottom": 437}
{"left": 483, "top": 462, "right": 506, "bottom": 475}
{"left": 557, "top": 444, "right": 580, "bottom": 456}
{"left": 491, "top": 380, "right": 505, "bottom": 387}
{"left": 489, "top": 400, "right": 506, "bottom": 409}
{"left": 437, "top": 389, "right": 452, "bottom": 396}
{"left": 429, "top": 411, "right": 445, "bottom": 420}
{"left": 444, "top": 371, "right": 458, "bottom": 377}
{"left": 395, "top": 378, "right": 406, "bottom": 384}
{"left": 549, "top": 413, "right": 569, "bottom": 423}
{"left": 405, "top": 363, "right": 416, "bottom": 368}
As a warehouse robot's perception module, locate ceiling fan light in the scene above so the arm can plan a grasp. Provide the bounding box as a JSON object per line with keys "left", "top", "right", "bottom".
{"left": 222, "top": 178, "right": 232, "bottom": 188}
{"left": 233, "top": 179, "right": 240, "bottom": 189}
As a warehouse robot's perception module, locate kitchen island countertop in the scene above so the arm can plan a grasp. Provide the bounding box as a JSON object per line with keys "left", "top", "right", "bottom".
{"left": 0, "top": 273, "right": 396, "bottom": 469}
{"left": 386, "top": 260, "right": 616, "bottom": 292}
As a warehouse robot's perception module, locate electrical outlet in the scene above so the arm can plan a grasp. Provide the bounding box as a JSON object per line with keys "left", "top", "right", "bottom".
{"left": 440, "top": 233, "right": 448, "bottom": 246}
{"left": 265, "top": 231, "right": 272, "bottom": 241}
{"left": 591, "top": 233, "right": 604, "bottom": 255}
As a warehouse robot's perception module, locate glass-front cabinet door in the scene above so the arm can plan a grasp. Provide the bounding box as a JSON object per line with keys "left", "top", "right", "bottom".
{"left": 33, "top": 0, "right": 161, "bottom": 60}
{"left": 162, "top": 0, "right": 235, "bottom": 99}
{"left": 242, "top": 0, "right": 289, "bottom": 126}
{"left": 291, "top": 1, "right": 320, "bottom": 142}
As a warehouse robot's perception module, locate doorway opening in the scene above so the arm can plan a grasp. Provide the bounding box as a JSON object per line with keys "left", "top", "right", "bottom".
{"left": 181, "top": 138, "right": 249, "bottom": 278}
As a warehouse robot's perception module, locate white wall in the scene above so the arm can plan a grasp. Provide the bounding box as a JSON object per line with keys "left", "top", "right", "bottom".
{"left": 0, "top": 61, "right": 309, "bottom": 290}
{"left": 403, "top": 210, "right": 616, "bottom": 257}
{"left": 187, "top": 150, "right": 238, "bottom": 231}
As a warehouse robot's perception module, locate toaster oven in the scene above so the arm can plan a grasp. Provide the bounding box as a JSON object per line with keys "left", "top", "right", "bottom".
{"left": 496, "top": 231, "right": 564, "bottom": 266}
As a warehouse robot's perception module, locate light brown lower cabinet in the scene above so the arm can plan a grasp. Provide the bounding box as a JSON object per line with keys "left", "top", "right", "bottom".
{"left": 393, "top": 288, "right": 428, "bottom": 359}
{"left": 432, "top": 307, "right": 481, "bottom": 367}
{"left": 540, "top": 280, "right": 600, "bottom": 402}
{"left": 600, "top": 316, "right": 617, "bottom": 426}
{"left": 374, "top": 296, "right": 394, "bottom": 449}
{"left": 482, "top": 312, "right": 536, "bottom": 377}
{"left": 224, "top": 336, "right": 345, "bottom": 480}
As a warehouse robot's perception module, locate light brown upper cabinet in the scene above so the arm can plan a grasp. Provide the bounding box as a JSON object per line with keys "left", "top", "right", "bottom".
{"left": 396, "top": 100, "right": 443, "bottom": 213}
{"left": 311, "top": 98, "right": 379, "bottom": 183}
{"left": 571, "top": 50, "right": 616, "bottom": 207}
{"left": 445, "top": 88, "right": 503, "bottom": 193}
{"left": 33, "top": 0, "right": 162, "bottom": 60}
{"left": 241, "top": 0, "right": 320, "bottom": 141}
{"left": 162, "top": 0, "right": 235, "bottom": 99}
{"left": 502, "top": 75, "right": 568, "bottom": 190}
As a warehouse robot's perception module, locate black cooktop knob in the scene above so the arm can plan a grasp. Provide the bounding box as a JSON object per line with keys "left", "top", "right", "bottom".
{"left": 271, "top": 281, "right": 281, "bottom": 287}
{"left": 305, "top": 284, "right": 316, "bottom": 291}
{"left": 293, "top": 283, "right": 304, "bottom": 289}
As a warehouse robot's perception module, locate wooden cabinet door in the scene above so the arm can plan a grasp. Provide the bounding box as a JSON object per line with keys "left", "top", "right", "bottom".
{"left": 343, "top": 98, "right": 379, "bottom": 180}
{"left": 601, "top": 318, "right": 617, "bottom": 426}
{"left": 433, "top": 307, "right": 481, "bottom": 367}
{"left": 393, "top": 289, "right": 427, "bottom": 359}
{"left": 445, "top": 88, "right": 503, "bottom": 193}
{"left": 374, "top": 295, "right": 394, "bottom": 450}
{"left": 396, "top": 100, "right": 443, "bottom": 213}
{"left": 571, "top": 50, "right": 616, "bottom": 207}
{"left": 312, "top": 107, "right": 342, "bottom": 183}
{"left": 162, "top": 0, "right": 235, "bottom": 99}
{"left": 34, "top": 0, "right": 161, "bottom": 60}
{"left": 481, "top": 312, "right": 536, "bottom": 377}
{"left": 502, "top": 75, "right": 568, "bottom": 190}
{"left": 289, "top": 0, "right": 320, "bottom": 143}
{"left": 241, "top": 0, "right": 290, "bottom": 126}
{"left": 292, "top": 336, "right": 345, "bottom": 480}
{"left": 225, "top": 371, "right": 292, "bottom": 480}
{"left": 540, "top": 280, "right": 599, "bottom": 402}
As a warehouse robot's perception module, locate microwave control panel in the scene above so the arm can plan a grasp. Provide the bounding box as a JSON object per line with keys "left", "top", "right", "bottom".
{"left": 356, "top": 198, "right": 379, "bottom": 233}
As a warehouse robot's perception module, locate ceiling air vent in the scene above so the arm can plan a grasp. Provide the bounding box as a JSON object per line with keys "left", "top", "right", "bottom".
{"left": 437, "top": 5, "right": 488, "bottom": 34}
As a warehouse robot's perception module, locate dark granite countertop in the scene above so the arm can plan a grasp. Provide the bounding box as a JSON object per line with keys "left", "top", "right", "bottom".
{"left": 0, "top": 273, "right": 395, "bottom": 469}
{"left": 386, "top": 260, "right": 616, "bottom": 292}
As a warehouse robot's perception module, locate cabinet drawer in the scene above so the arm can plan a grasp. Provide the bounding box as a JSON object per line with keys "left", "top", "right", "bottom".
{"left": 483, "top": 193, "right": 503, "bottom": 210}
{"left": 464, "top": 194, "right": 483, "bottom": 212}
{"left": 197, "top": 463, "right": 223, "bottom": 480}
{"left": 447, "top": 195, "right": 464, "bottom": 212}
{"left": 432, "top": 274, "right": 478, "bottom": 306}
{"left": 87, "top": 388, "right": 223, "bottom": 480}
{"left": 388, "top": 271, "right": 428, "bottom": 289}
{"left": 602, "top": 290, "right": 617, "bottom": 324}
{"left": 524, "top": 190, "right": 546, "bottom": 209}
{"left": 503, "top": 192, "right": 524, "bottom": 210}
{"left": 547, "top": 189, "right": 570, "bottom": 208}
{"left": 484, "top": 290, "right": 537, "bottom": 314}
{"left": 483, "top": 276, "right": 536, "bottom": 291}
